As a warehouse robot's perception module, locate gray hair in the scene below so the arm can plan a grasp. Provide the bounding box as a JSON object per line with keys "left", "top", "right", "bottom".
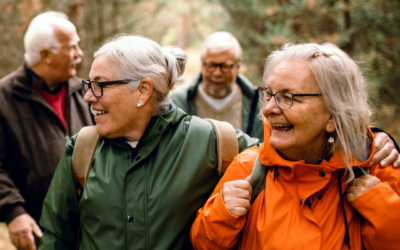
{"left": 24, "top": 11, "right": 70, "bottom": 65}
{"left": 94, "top": 34, "right": 187, "bottom": 109}
{"left": 262, "top": 43, "right": 371, "bottom": 182}
{"left": 201, "top": 32, "right": 242, "bottom": 62}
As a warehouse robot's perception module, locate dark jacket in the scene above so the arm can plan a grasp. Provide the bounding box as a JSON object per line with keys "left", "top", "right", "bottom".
{"left": 0, "top": 65, "right": 93, "bottom": 224}
{"left": 39, "top": 104, "right": 259, "bottom": 250}
{"left": 170, "top": 73, "right": 264, "bottom": 141}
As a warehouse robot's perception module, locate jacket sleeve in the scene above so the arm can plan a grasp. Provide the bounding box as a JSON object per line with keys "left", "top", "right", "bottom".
{"left": 39, "top": 136, "right": 80, "bottom": 250}
{"left": 190, "top": 147, "right": 258, "bottom": 250}
{"left": 0, "top": 118, "right": 27, "bottom": 223}
{"left": 351, "top": 164, "right": 400, "bottom": 249}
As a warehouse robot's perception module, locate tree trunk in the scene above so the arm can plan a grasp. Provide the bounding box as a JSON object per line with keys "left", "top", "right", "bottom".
{"left": 342, "top": 0, "right": 354, "bottom": 55}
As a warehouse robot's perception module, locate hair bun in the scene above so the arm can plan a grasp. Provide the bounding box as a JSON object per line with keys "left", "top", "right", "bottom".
{"left": 162, "top": 46, "right": 187, "bottom": 89}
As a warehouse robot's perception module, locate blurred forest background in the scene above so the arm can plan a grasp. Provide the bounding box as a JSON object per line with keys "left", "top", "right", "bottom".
{"left": 0, "top": 0, "right": 399, "bottom": 248}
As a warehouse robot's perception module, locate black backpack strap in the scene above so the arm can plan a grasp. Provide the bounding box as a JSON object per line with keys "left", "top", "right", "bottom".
{"left": 250, "top": 154, "right": 270, "bottom": 205}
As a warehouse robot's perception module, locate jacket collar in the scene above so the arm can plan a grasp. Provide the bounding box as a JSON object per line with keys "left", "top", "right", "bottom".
{"left": 259, "top": 120, "right": 374, "bottom": 174}
{"left": 107, "top": 103, "right": 187, "bottom": 149}
{"left": 12, "top": 64, "right": 83, "bottom": 101}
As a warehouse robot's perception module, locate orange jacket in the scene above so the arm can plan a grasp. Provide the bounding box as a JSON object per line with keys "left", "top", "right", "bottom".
{"left": 191, "top": 123, "right": 400, "bottom": 250}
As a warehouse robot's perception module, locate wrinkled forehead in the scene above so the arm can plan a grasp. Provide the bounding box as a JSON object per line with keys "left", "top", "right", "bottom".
{"left": 203, "top": 48, "right": 237, "bottom": 64}
{"left": 268, "top": 61, "right": 318, "bottom": 93}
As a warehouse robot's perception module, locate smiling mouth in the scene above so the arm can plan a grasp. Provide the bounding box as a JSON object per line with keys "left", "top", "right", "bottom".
{"left": 272, "top": 124, "right": 294, "bottom": 132}
{"left": 93, "top": 110, "right": 108, "bottom": 115}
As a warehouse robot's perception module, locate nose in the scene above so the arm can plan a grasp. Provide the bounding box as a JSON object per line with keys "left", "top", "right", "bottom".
{"left": 75, "top": 44, "right": 84, "bottom": 58}
{"left": 263, "top": 95, "right": 282, "bottom": 118}
{"left": 83, "top": 88, "right": 98, "bottom": 104}
{"left": 212, "top": 66, "right": 223, "bottom": 76}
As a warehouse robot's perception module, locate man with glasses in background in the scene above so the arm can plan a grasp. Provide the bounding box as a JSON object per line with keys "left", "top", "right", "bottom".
{"left": 170, "top": 31, "right": 264, "bottom": 141}
{"left": 0, "top": 11, "right": 92, "bottom": 250}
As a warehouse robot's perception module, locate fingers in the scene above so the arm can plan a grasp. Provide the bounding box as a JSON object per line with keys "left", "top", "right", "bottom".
{"left": 32, "top": 223, "right": 43, "bottom": 238}
{"left": 346, "top": 174, "right": 381, "bottom": 203}
{"left": 232, "top": 180, "right": 253, "bottom": 194}
{"left": 222, "top": 178, "right": 253, "bottom": 216}
{"left": 25, "top": 232, "right": 37, "bottom": 250}
{"left": 394, "top": 155, "right": 400, "bottom": 169}
{"left": 346, "top": 192, "right": 355, "bottom": 203}
{"left": 370, "top": 140, "right": 394, "bottom": 167}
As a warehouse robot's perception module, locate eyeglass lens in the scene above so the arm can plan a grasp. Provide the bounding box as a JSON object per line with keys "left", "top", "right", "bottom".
{"left": 259, "top": 89, "right": 293, "bottom": 109}
{"left": 91, "top": 82, "right": 102, "bottom": 97}
{"left": 204, "top": 63, "right": 233, "bottom": 73}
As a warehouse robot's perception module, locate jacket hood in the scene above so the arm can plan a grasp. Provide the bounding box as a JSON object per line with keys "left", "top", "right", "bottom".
{"left": 259, "top": 119, "right": 375, "bottom": 176}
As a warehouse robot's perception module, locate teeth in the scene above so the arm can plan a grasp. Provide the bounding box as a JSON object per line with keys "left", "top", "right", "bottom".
{"left": 93, "top": 110, "right": 108, "bottom": 115}
{"left": 274, "top": 124, "right": 290, "bottom": 127}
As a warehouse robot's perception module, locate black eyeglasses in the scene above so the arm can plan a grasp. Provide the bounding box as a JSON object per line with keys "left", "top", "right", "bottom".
{"left": 258, "top": 87, "right": 322, "bottom": 110}
{"left": 82, "top": 79, "right": 134, "bottom": 97}
{"left": 202, "top": 62, "right": 236, "bottom": 73}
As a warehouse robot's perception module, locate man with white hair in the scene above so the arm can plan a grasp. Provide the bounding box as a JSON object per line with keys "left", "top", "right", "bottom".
{"left": 0, "top": 11, "right": 93, "bottom": 250}
{"left": 171, "top": 31, "right": 264, "bottom": 140}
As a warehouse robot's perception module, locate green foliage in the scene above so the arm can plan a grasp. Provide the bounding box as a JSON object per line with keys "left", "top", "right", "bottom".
{"left": 212, "top": 0, "right": 400, "bottom": 141}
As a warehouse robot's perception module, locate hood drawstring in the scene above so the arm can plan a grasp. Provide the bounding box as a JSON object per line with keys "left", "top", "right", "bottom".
{"left": 338, "top": 170, "right": 351, "bottom": 249}
{"left": 273, "top": 165, "right": 279, "bottom": 181}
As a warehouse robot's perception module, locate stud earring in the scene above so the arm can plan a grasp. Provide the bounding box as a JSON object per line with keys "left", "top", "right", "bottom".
{"left": 137, "top": 103, "right": 143, "bottom": 107}
{"left": 328, "top": 134, "right": 334, "bottom": 144}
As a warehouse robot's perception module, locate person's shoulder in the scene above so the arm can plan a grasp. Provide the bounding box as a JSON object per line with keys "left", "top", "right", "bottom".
{"left": 236, "top": 146, "right": 259, "bottom": 164}
{"left": 171, "top": 83, "right": 192, "bottom": 99}
{"left": 0, "top": 68, "right": 22, "bottom": 91}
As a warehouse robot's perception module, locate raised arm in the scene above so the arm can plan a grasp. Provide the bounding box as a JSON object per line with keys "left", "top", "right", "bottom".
{"left": 190, "top": 147, "right": 258, "bottom": 250}
{"left": 347, "top": 163, "right": 400, "bottom": 249}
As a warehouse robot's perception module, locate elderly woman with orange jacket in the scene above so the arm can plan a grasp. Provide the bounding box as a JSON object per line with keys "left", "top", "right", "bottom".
{"left": 190, "top": 43, "right": 400, "bottom": 249}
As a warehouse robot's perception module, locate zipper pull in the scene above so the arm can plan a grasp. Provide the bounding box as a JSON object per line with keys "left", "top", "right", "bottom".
{"left": 274, "top": 165, "right": 279, "bottom": 181}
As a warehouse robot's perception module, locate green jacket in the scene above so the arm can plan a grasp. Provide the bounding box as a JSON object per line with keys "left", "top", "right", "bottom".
{"left": 39, "top": 104, "right": 258, "bottom": 250}
{"left": 170, "top": 73, "right": 264, "bottom": 141}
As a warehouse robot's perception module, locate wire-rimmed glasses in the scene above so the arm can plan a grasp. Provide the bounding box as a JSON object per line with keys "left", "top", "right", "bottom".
{"left": 258, "top": 87, "right": 322, "bottom": 110}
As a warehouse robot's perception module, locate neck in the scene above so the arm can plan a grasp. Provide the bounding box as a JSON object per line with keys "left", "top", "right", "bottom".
{"left": 123, "top": 105, "right": 158, "bottom": 141}
{"left": 29, "top": 63, "right": 62, "bottom": 91}
{"left": 278, "top": 138, "right": 330, "bottom": 165}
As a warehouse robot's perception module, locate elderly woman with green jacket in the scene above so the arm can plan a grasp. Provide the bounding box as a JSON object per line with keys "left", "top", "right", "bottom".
{"left": 38, "top": 35, "right": 258, "bottom": 250}
{"left": 38, "top": 35, "right": 398, "bottom": 250}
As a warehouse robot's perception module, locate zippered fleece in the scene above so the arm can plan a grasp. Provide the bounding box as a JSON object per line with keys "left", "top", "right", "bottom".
{"left": 39, "top": 104, "right": 259, "bottom": 250}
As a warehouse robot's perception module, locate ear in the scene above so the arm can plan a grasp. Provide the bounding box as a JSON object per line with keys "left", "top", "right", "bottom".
{"left": 40, "top": 49, "right": 52, "bottom": 64}
{"left": 137, "top": 78, "right": 154, "bottom": 105}
{"left": 325, "top": 116, "right": 336, "bottom": 133}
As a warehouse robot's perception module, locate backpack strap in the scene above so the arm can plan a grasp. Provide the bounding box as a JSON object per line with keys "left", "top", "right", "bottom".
{"left": 249, "top": 153, "right": 270, "bottom": 205}
{"left": 205, "top": 118, "right": 239, "bottom": 176}
{"left": 71, "top": 126, "right": 100, "bottom": 197}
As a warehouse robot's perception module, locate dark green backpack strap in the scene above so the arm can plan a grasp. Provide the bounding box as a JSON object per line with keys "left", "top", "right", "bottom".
{"left": 250, "top": 154, "right": 270, "bottom": 205}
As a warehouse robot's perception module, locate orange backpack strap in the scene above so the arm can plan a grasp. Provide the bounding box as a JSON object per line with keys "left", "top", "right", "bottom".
{"left": 71, "top": 126, "right": 100, "bottom": 197}
{"left": 205, "top": 118, "right": 239, "bottom": 176}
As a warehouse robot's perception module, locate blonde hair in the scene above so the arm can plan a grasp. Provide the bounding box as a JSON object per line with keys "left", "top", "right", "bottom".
{"left": 94, "top": 34, "right": 187, "bottom": 109}
{"left": 201, "top": 32, "right": 242, "bottom": 62}
{"left": 262, "top": 43, "right": 371, "bottom": 181}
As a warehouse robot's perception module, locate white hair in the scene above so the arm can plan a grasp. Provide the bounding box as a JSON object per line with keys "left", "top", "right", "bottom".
{"left": 201, "top": 31, "right": 242, "bottom": 62}
{"left": 24, "top": 11, "right": 71, "bottom": 65}
{"left": 94, "top": 34, "right": 187, "bottom": 109}
{"left": 262, "top": 43, "right": 372, "bottom": 182}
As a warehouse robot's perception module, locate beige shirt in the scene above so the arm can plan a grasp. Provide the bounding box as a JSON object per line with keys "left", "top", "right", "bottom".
{"left": 195, "top": 83, "right": 243, "bottom": 130}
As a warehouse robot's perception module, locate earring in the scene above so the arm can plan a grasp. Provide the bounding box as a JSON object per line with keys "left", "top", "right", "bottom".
{"left": 328, "top": 134, "right": 334, "bottom": 144}
{"left": 137, "top": 103, "right": 143, "bottom": 107}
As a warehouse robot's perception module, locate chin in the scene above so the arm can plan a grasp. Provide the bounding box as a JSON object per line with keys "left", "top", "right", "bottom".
{"left": 95, "top": 124, "right": 112, "bottom": 139}
{"left": 269, "top": 137, "right": 291, "bottom": 151}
